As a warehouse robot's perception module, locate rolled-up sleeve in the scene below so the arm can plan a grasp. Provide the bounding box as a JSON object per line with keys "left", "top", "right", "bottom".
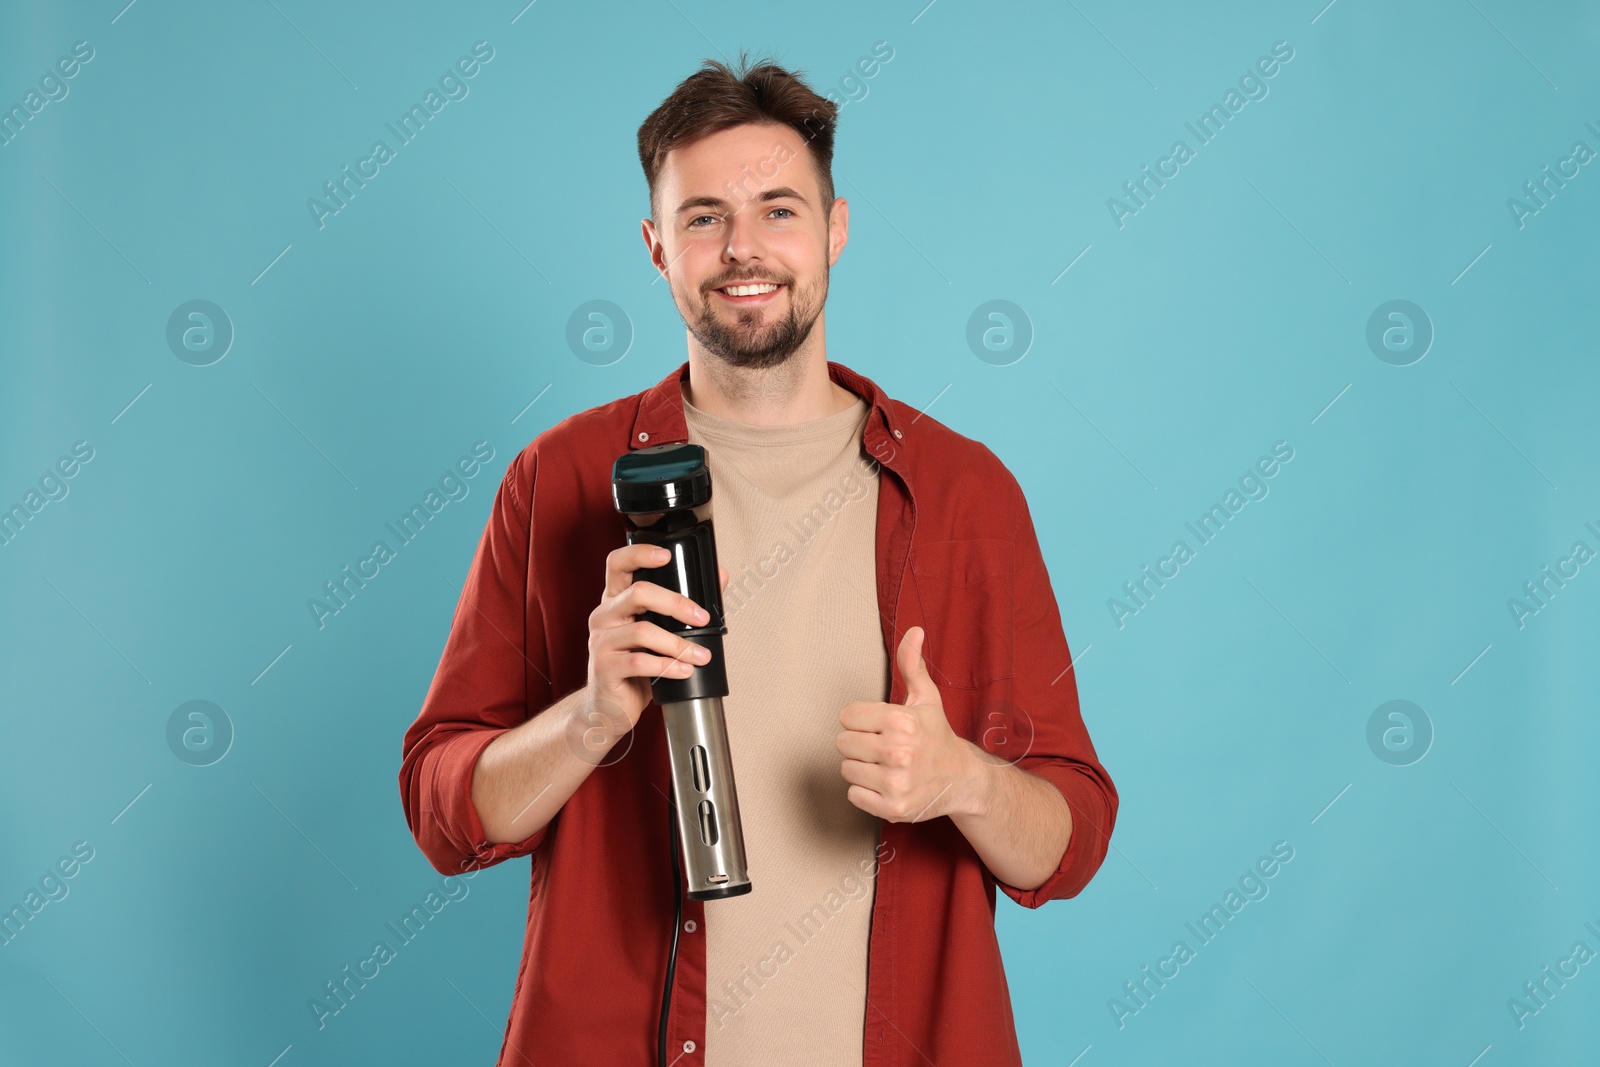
{"left": 992, "top": 464, "right": 1118, "bottom": 908}
{"left": 398, "top": 446, "right": 556, "bottom": 876}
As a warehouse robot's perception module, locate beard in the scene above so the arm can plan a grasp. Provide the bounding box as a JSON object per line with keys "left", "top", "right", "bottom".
{"left": 679, "top": 265, "right": 827, "bottom": 371}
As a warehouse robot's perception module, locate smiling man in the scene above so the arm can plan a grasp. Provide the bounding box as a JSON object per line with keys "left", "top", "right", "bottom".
{"left": 399, "top": 55, "right": 1117, "bottom": 1067}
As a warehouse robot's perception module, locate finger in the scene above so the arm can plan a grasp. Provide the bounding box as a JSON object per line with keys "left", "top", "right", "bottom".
{"left": 839, "top": 701, "right": 890, "bottom": 733}
{"left": 596, "top": 620, "right": 714, "bottom": 670}
{"left": 719, "top": 564, "right": 728, "bottom": 594}
{"left": 838, "top": 757, "right": 890, "bottom": 793}
{"left": 834, "top": 729, "right": 883, "bottom": 764}
{"left": 593, "top": 577, "right": 701, "bottom": 631}
{"left": 613, "top": 580, "right": 711, "bottom": 629}
{"left": 605, "top": 543, "right": 672, "bottom": 598}
{"left": 844, "top": 783, "right": 893, "bottom": 820}
{"left": 601, "top": 646, "right": 700, "bottom": 683}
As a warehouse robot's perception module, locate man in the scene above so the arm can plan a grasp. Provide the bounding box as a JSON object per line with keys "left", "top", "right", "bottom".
{"left": 400, "top": 56, "right": 1117, "bottom": 1066}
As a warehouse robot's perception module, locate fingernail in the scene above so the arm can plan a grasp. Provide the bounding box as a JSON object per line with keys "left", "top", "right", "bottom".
{"left": 694, "top": 646, "right": 712, "bottom": 662}
{"left": 695, "top": 608, "right": 710, "bottom": 623}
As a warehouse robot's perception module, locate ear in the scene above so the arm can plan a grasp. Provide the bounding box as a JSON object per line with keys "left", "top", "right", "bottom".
{"left": 641, "top": 217, "right": 669, "bottom": 277}
{"left": 827, "top": 197, "right": 849, "bottom": 267}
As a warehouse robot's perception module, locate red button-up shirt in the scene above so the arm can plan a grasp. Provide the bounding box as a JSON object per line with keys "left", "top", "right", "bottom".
{"left": 399, "top": 359, "right": 1118, "bottom": 1065}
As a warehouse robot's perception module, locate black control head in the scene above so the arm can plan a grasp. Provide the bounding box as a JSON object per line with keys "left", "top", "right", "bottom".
{"left": 612, "top": 443, "right": 712, "bottom": 515}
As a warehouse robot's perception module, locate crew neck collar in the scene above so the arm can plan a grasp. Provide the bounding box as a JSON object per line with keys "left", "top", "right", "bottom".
{"left": 629, "top": 360, "right": 911, "bottom": 478}
{"left": 679, "top": 383, "right": 866, "bottom": 446}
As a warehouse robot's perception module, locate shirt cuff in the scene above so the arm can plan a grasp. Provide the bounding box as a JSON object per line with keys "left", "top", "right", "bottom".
{"left": 995, "top": 759, "right": 1115, "bottom": 909}
{"left": 445, "top": 728, "right": 551, "bottom": 873}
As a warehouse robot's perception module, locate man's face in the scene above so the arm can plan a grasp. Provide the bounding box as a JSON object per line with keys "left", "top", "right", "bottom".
{"left": 643, "top": 122, "right": 848, "bottom": 370}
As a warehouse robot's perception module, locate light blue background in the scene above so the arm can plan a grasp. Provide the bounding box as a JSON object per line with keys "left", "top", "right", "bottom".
{"left": 3, "top": 1, "right": 1597, "bottom": 1064}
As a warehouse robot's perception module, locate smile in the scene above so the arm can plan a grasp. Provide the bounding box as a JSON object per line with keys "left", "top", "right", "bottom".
{"left": 714, "top": 282, "right": 784, "bottom": 302}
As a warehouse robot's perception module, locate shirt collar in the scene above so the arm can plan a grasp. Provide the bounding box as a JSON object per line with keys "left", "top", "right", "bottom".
{"left": 629, "top": 359, "right": 909, "bottom": 476}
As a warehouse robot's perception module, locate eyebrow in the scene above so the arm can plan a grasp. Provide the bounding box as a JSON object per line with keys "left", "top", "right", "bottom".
{"left": 675, "top": 186, "right": 808, "bottom": 215}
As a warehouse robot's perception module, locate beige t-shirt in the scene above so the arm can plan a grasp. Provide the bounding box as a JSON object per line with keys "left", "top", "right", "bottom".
{"left": 682, "top": 385, "right": 889, "bottom": 1065}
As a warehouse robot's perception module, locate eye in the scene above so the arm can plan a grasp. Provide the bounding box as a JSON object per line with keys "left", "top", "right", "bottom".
{"left": 769, "top": 207, "right": 795, "bottom": 220}
{"left": 688, "top": 214, "right": 718, "bottom": 228}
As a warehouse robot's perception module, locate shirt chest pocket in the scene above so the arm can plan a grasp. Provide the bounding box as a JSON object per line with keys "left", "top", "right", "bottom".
{"left": 910, "top": 537, "right": 1015, "bottom": 691}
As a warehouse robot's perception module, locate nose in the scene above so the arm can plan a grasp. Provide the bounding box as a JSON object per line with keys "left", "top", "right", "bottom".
{"left": 721, "top": 206, "right": 766, "bottom": 266}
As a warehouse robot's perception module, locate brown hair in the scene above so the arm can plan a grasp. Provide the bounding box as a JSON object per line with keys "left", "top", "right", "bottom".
{"left": 636, "top": 53, "right": 839, "bottom": 221}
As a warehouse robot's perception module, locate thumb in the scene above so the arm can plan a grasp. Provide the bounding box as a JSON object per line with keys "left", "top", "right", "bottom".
{"left": 897, "top": 626, "right": 939, "bottom": 706}
{"left": 719, "top": 564, "right": 728, "bottom": 595}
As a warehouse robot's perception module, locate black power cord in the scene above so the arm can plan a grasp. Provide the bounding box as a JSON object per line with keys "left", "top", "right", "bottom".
{"left": 658, "top": 800, "right": 683, "bottom": 1067}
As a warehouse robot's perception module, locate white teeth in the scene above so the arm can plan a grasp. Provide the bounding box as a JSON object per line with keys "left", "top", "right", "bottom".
{"left": 722, "top": 283, "right": 779, "bottom": 296}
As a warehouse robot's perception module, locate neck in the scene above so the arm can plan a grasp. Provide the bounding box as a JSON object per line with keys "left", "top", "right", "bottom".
{"left": 683, "top": 320, "right": 855, "bottom": 425}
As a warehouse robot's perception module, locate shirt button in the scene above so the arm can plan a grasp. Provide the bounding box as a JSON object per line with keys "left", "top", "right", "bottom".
{"left": 683, "top": 1040, "right": 697, "bottom": 1053}
{"left": 893, "top": 429, "right": 903, "bottom": 439}
{"left": 638, "top": 431, "right": 650, "bottom": 442}
{"left": 683, "top": 920, "right": 697, "bottom": 933}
